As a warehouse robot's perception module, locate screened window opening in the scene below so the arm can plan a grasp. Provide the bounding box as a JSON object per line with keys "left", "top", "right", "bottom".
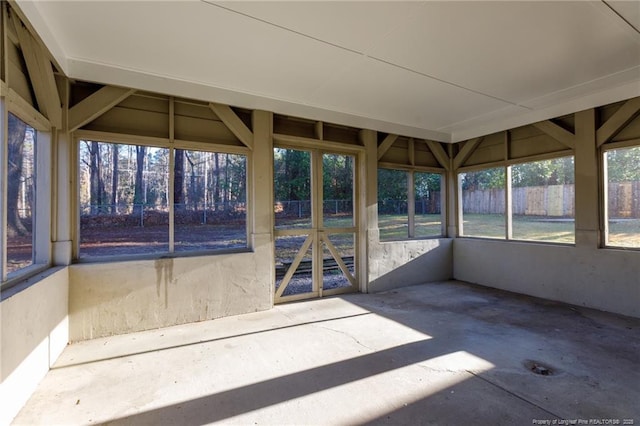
{"left": 378, "top": 168, "right": 442, "bottom": 241}
{"left": 5, "top": 113, "right": 36, "bottom": 275}
{"left": 174, "top": 150, "right": 246, "bottom": 252}
{"left": 79, "top": 141, "right": 247, "bottom": 258}
{"left": 378, "top": 169, "right": 408, "bottom": 240}
{"left": 460, "top": 167, "right": 506, "bottom": 239}
{"left": 414, "top": 172, "right": 442, "bottom": 238}
{"left": 605, "top": 146, "right": 640, "bottom": 248}
{"left": 511, "top": 156, "right": 575, "bottom": 243}
{"left": 273, "top": 148, "right": 311, "bottom": 229}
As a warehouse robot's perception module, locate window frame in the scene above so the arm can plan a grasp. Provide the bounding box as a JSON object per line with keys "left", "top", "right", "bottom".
{"left": 601, "top": 139, "right": 640, "bottom": 250}
{"left": 377, "top": 165, "right": 445, "bottom": 242}
{"left": 1, "top": 100, "right": 53, "bottom": 290}
{"left": 73, "top": 131, "right": 251, "bottom": 261}
{"left": 457, "top": 153, "right": 576, "bottom": 245}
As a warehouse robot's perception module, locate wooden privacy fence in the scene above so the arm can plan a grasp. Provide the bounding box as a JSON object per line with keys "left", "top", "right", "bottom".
{"left": 462, "top": 182, "right": 640, "bottom": 218}
{"left": 608, "top": 181, "right": 640, "bottom": 218}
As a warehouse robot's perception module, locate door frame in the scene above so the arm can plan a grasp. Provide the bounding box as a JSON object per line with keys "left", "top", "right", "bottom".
{"left": 273, "top": 134, "right": 366, "bottom": 304}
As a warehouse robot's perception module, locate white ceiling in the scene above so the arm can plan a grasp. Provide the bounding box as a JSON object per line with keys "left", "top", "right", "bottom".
{"left": 17, "top": 0, "right": 640, "bottom": 143}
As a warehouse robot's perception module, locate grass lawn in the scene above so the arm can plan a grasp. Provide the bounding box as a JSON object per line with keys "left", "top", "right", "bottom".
{"left": 378, "top": 214, "right": 442, "bottom": 241}
{"left": 462, "top": 214, "right": 575, "bottom": 243}
{"left": 608, "top": 219, "right": 640, "bottom": 248}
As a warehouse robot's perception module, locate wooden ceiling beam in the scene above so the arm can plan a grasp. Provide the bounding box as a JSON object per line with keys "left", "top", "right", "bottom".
{"left": 377, "top": 134, "right": 398, "bottom": 160}
{"left": 425, "top": 140, "right": 450, "bottom": 170}
{"left": 453, "top": 137, "right": 482, "bottom": 170}
{"left": 209, "top": 102, "right": 253, "bottom": 150}
{"left": 532, "top": 120, "right": 575, "bottom": 149}
{"left": 596, "top": 97, "right": 640, "bottom": 147}
{"left": 11, "top": 12, "right": 61, "bottom": 128}
{"left": 68, "top": 86, "right": 136, "bottom": 132}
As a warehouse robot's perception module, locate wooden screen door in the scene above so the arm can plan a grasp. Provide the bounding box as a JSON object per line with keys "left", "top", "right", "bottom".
{"left": 274, "top": 147, "right": 359, "bottom": 303}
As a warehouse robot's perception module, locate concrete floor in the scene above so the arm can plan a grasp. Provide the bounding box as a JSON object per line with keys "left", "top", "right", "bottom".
{"left": 12, "top": 280, "right": 640, "bottom": 425}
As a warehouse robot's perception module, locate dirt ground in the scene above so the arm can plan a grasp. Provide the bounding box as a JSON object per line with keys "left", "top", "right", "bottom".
{"left": 80, "top": 224, "right": 247, "bottom": 257}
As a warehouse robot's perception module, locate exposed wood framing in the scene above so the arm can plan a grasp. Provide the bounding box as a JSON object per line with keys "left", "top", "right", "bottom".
{"left": 453, "top": 137, "right": 483, "bottom": 170}
{"left": 322, "top": 235, "right": 355, "bottom": 287}
{"left": 7, "top": 87, "right": 49, "bottom": 130}
{"left": 377, "top": 134, "right": 398, "bottom": 160}
{"left": 1, "top": 2, "right": 6, "bottom": 83}
{"left": 11, "top": 12, "right": 61, "bottom": 128}
{"left": 504, "top": 130, "right": 510, "bottom": 161}
{"left": 408, "top": 138, "right": 415, "bottom": 166}
{"left": 425, "top": 140, "right": 450, "bottom": 170}
{"left": 596, "top": 97, "right": 640, "bottom": 146}
{"left": 75, "top": 129, "right": 250, "bottom": 156}
{"left": 377, "top": 161, "right": 443, "bottom": 174}
{"left": 209, "top": 102, "right": 253, "bottom": 150}
{"left": 532, "top": 120, "right": 575, "bottom": 149}
{"left": 275, "top": 233, "right": 314, "bottom": 299}
{"left": 68, "top": 86, "right": 136, "bottom": 132}
{"left": 273, "top": 133, "right": 364, "bottom": 154}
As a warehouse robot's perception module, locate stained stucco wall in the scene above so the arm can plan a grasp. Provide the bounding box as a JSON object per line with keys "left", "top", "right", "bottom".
{"left": 68, "top": 239, "right": 273, "bottom": 341}
{"left": 368, "top": 233, "right": 453, "bottom": 293}
{"left": 454, "top": 239, "right": 640, "bottom": 318}
{"left": 0, "top": 268, "right": 69, "bottom": 425}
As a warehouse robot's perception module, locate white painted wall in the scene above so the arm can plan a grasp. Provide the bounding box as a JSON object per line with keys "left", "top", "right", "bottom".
{"left": 68, "top": 245, "right": 273, "bottom": 341}
{"left": 0, "top": 268, "right": 69, "bottom": 425}
{"left": 453, "top": 239, "right": 640, "bottom": 318}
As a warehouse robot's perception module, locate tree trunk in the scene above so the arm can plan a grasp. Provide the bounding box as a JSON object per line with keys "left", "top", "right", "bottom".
{"left": 174, "top": 149, "right": 184, "bottom": 211}
{"left": 213, "top": 153, "right": 220, "bottom": 211}
{"left": 223, "top": 154, "right": 230, "bottom": 211}
{"left": 111, "top": 144, "right": 118, "bottom": 214}
{"left": 185, "top": 152, "right": 196, "bottom": 210}
{"left": 6, "top": 114, "right": 29, "bottom": 237}
{"left": 88, "top": 141, "right": 105, "bottom": 214}
{"left": 133, "top": 146, "right": 146, "bottom": 216}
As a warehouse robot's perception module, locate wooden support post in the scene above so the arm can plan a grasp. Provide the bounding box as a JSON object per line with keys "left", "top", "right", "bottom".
{"left": 168, "top": 97, "right": 175, "bottom": 252}
{"left": 505, "top": 131, "right": 512, "bottom": 239}
{"left": 407, "top": 171, "right": 415, "bottom": 238}
{"left": 313, "top": 149, "right": 323, "bottom": 297}
{"left": 447, "top": 144, "right": 458, "bottom": 237}
{"left": 408, "top": 138, "right": 415, "bottom": 166}
{"left": 52, "top": 78, "right": 73, "bottom": 265}
{"left": 505, "top": 166, "right": 513, "bottom": 240}
{"left": 1, "top": 2, "right": 6, "bottom": 84}
{"left": 315, "top": 121, "right": 323, "bottom": 140}
{"left": 0, "top": 94, "right": 7, "bottom": 279}
{"left": 252, "top": 109, "right": 275, "bottom": 303}
{"left": 601, "top": 150, "right": 610, "bottom": 245}
{"left": 574, "top": 108, "right": 599, "bottom": 248}
{"left": 360, "top": 129, "right": 377, "bottom": 293}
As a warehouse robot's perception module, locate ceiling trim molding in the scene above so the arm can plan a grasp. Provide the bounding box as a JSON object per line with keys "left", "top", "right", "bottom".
{"left": 66, "top": 57, "right": 454, "bottom": 143}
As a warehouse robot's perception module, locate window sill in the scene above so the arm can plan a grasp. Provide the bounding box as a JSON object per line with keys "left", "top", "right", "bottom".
{"left": 1, "top": 264, "right": 63, "bottom": 301}
{"left": 74, "top": 247, "right": 252, "bottom": 265}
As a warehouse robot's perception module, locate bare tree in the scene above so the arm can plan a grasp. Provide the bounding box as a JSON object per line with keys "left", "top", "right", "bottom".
{"left": 213, "top": 153, "right": 220, "bottom": 211}
{"left": 110, "top": 144, "right": 119, "bottom": 214}
{"left": 133, "top": 145, "right": 146, "bottom": 215}
{"left": 88, "top": 141, "right": 105, "bottom": 214}
{"left": 6, "top": 114, "right": 28, "bottom": 237}
{"left": 174, "top": 149, "right": 184, "bottom": 210}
